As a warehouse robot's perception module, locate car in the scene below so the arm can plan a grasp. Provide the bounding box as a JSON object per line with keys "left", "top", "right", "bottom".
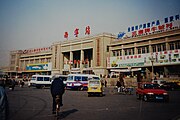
{"left": 160, "top": 82, "right": 180, "bottom": 91}
{"left": 136, "top": 82, "right": 169, "bottom": 102}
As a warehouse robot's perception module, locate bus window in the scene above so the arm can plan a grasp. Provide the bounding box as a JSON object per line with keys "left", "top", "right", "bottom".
{"left": 75, "top": 76, "right": 81, "bottom": 81}
{"left": 44, "top": 77, "right": 50, "bottom": 81}
{"left": 82, "top": 76, "right": 88, "bottom": 81}
{"left": 37, "top": 77, "right": 43, "bottom": 81}
{"left": 67, "top": 76, "right": 73, "bottom": 81}
{"left": 31, "top": 77, "right": 36, "bottom": 81}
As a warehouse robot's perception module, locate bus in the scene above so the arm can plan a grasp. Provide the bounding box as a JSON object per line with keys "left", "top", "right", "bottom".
{"left": 66, "top": 74, "right": 100, "bottom": 90}
{"left": 30, "top": 75, "right": 52, "bottom": 88}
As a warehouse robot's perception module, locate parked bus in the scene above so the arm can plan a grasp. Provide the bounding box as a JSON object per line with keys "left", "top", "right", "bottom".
{"left": 30, "top": 75, "right": 52, "bottom": 88}
{"left": 66, "top": 74, "right": 100, "bottom": 90}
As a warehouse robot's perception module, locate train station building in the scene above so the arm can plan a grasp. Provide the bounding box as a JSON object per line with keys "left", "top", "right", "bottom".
{"left": 6, "top": 15, "right": 180, "bottom": 80}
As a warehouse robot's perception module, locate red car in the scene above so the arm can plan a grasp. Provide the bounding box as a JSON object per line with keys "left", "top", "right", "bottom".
{"left": 136, "top": 82, "right": 169, "bottom": 102}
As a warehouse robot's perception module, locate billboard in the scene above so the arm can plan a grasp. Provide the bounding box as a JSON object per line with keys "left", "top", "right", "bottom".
{"left": 26, "top": 63, "right": 52, "bottom": 71}
{"left": 117, "top": 14, "right": 180, "bottom": 39}
{"left": 108, "top": 49, "right": 180, "bottom": 68}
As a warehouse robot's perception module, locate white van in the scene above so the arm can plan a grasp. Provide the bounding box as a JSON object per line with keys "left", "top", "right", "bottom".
{"left": 66, "top": 74, "right": 100, "bottom": 90}
{"left": 30, "top": 75, "right": 52, "bottom": 88}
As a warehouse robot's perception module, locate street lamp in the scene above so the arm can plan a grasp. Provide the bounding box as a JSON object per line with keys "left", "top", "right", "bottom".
{"left": 149, "top": 56, "right": 155, "bottom": 80}
{"left": 16, "top": 66, "right": 18, "bottom": 79}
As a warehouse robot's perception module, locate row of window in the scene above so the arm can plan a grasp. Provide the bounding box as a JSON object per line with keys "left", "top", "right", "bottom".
{"left": 112, "top": 41, "right": 180, "bottom": 56}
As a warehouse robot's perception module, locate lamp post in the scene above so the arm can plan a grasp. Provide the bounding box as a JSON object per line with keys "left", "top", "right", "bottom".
{"left": 149, "top": 56, "right": 155, "bottom": 80}
{"left": 16, "top": 66, "right": 18, "bottom": 79}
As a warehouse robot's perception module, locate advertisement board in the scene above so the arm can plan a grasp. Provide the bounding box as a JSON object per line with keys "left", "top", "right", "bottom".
{"left": 26, "top": 63, "right": 52, "bottom": 71}
{"left": 108, "top": 49, "right": 180, "bottom": 68}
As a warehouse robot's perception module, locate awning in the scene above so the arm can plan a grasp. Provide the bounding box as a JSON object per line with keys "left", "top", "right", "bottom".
{"left": 110, "top": 68, "right": 141, "bottom": 72}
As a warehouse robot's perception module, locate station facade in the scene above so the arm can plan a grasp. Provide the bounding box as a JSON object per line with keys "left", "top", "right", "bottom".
{"left": 8, "top": 47, "right": 52, "bottom": 78}
{"left": 51, "top": 33, "right": 115, "bottom": 76}
{"left": 6, "top": 14, "right": 180, "bottom": 80}
{"left": 108, "top": 28, "right": 180, "bottom": 80}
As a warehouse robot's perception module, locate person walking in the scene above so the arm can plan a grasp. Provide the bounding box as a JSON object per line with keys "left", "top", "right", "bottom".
{"left": 116, "top": 80, "right": 121, "bottom": 92}
{"left": 0, "top": 79, "right": 9, "bottom": 120}
{"left": 9, "top": 79, "right": 16, "bottom": 90}
{"left": 50, "top": 77, "right": 65, "bottom": 114}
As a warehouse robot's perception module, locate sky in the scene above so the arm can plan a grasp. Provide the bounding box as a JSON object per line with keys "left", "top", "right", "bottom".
{"left": 0, "top": 0, "right": 180, "bottom": 67}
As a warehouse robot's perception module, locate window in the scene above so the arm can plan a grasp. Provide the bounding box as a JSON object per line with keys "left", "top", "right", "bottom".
{"left": 162, "top": 44, "right": 166, "bottom": 51}
{"left": 82, "top": 77, "right": 88, "bottom": 81}
{"left": 132, "top": 49, "right": 135, "bottom": 55}
{"left": 75, "top": 76, "right": 81, "bottom": 81}
{"left": 142, "top": 47, "right": 145, "bottom": 54}
{"left": 120, "top": 50, "right": 122, "bottom": 56}
{"left": 169, "top": 43, "right": 175, "bottom": 50}
{"left": 44, "top": 77, "right": 50, "bottom": 81}
{"left": 152, "top": 46, "right": 156, "bottom": 52}
{"left": 146, "top": 46, "right": 149, "bottom": 53}
{"left": 124, "top": 49, "right": 127, "bottom": 55}
{"left": 175, "top": 42, "right": 180, "bottom": 49}
{"left": 117, "top": 51, "right": 119, "bottom": 56}
{"left": 113, "top": 51, "right": 119, "bottom": 56}
{"left": 127, "top": 49, "right": 131, "bottom": 55}
{"left": 92, "top": 77, "right": 100, "bottom": 80}
{"left": 67, "top": 76, "right": 73, "bottom": 81}
{"left": 138, "top": 48, "right": 141, "bottom": 54}
{"left": 37, "top": 77, "right": 43, "bottom": 81}
{"left": 113, "top": 51, "right": 116, "bottom": 56}
{"left": 157, "top": 45, "right": 162, "bottom": 52}
{"left": 106, "top": 46, "right": 109, "bottom": 52}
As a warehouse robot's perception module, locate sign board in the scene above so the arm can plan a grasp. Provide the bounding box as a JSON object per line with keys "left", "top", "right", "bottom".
{"left": 108, "top": 49, "right": 180, "bottom": 68}
{"left": 26, "top": 63, "right": 52, "bottom": 71}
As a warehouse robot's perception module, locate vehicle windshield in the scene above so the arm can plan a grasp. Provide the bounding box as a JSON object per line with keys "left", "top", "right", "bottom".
{"left": 89, "top": 81, "right": 100, "bottom": 87}
{"left": 31, "top": 77, "right": 36, "bottom": 81}
{"left": 67, "top": 76, "right": 74, "bottom": 81}
{"left": 92, "top": 77, "right": 100, "bottom": 80}
{"left": 144, "top": 84, "right": 160, "bottom": 89}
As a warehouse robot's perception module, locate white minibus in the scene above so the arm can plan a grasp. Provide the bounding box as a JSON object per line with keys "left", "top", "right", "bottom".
{"left": 66, "top": 74, "right": 100, "bottom": 90}
{"left": 30, "top": 75, "right": 52, "bottom": 88}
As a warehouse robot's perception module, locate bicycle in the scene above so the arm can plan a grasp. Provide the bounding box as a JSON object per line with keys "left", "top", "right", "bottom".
{"left": 55, "top": 95, "right": 61, "bottom": 119}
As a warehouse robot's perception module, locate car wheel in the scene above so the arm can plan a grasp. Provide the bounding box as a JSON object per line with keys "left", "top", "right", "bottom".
{"left": 143, "top": 95, "right": 148, "bottom": 102}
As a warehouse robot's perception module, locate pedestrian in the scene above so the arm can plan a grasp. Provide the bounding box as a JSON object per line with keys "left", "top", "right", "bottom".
{"left": 27, "top": 78, "right": 31, "bottom": 88}
{"left": 0, "top": 79, "right": 9, "bottom": 120}
{"left": 116, "top": 80, "right": 121, "bottom": 92}
{"left": 20, "top": 80, "right": 24, "bottom": 88}
{"left": 104, "top": 79, "right": 107, "bottom": 87}
{"left": 9, "top": 79, "right": 16, "bottom": 90}
{"left": 116, "top": 74, "right": 125, "bottom": 93}
{"left": 50, "top": 77, "right": 65, "bottom": 114}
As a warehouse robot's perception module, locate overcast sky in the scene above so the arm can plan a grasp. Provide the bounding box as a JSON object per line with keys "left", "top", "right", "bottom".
{"left": 0, "top": 0, "right": 180, "bottom": 67}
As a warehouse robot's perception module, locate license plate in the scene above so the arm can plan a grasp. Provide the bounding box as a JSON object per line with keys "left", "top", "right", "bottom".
{"left": 92, "top": 87, "right": 97, "bottom": 90}
{"left": 156, "top": 96, "right": 163, "bottom": 100}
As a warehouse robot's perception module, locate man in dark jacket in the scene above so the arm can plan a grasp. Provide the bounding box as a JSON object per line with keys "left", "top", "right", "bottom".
{"left": 0, "top": 79, "right": 9, "bottom": 120}
{"left": 50, "top": 77, "right": 65, "bottom": 114}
